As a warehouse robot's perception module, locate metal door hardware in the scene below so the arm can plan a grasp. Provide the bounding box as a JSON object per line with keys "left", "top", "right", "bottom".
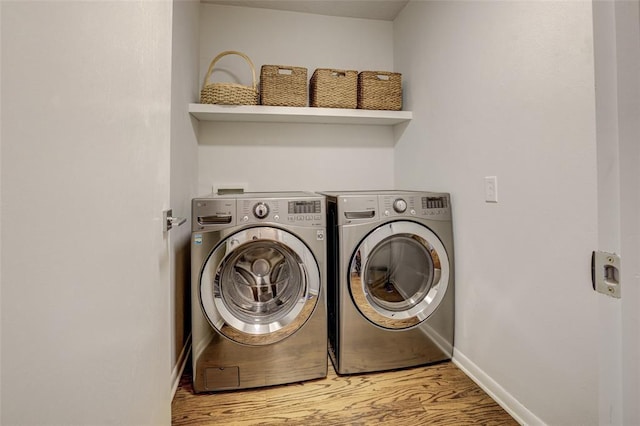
{"left": 591, "top": 251, "right": 621, "bottom": 298}
{"left": 163, "top": 209, "right": 187, "bottom": 232}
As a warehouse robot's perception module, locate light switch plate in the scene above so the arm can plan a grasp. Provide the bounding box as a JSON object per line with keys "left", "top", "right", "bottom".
{"left": 485, "top": 176, "right": 498, "bottom": 203}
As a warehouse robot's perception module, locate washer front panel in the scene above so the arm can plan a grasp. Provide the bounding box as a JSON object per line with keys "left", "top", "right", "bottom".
{"left": 349, "top": 220, "right": 450, "bottom": 329}
{"left": 200, "top": 226, "right": 320, "bottom": 345}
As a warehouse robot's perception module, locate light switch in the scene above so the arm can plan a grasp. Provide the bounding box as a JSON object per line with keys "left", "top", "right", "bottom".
{"left": 485, "top": 176, "right": 498, "bottom": 203}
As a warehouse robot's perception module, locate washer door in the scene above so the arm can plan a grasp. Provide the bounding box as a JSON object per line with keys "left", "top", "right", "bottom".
{"left": 349, "top": 221, "right": 450, "bottom": 329}
{"left": 200, "top": 227, "right": 320, "bottom": 345}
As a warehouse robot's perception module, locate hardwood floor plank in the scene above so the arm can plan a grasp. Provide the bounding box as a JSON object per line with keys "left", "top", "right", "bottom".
{"left": 172, "top": 360, "right": 519, "bottom": 425}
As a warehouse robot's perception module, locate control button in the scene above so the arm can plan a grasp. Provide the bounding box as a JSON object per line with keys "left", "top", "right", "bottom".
{"left": 242, "top": 215, "right": 249, "bottom": 222}
{"left": 384, "top": 210, "right": 390, "bottom": 216}
{"left": 314, "top": 215, "right": 321, "bottom": 220}
{"left": 253, "top": 202, "right": 269, "bottom": 219}
{"left": 274, "top": 215, "right": 280, "bottom": 221}
{"left": 306, "top": 215, "right": 312, "bottom": 220}
{"left": 410, "top": 209, "right": 416, "bottom": 215}
{"left": 393, "top": 198, "right": 407, "bottom": 213}
{"left": 297, "top": 215, "right": 304, "bottom": 221}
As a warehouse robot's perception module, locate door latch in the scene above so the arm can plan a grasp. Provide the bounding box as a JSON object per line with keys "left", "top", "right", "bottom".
{"left": 591, "top": 251, "right": 621, "bottom": 298}
{"left": 163, "top": 209, "right": 187, "bottom": 232}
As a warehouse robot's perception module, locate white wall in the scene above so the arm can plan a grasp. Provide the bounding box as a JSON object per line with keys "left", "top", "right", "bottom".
{"left": 169, "top": 0, "right": 200, "bottom": 393}
{"left": 197, "top": 4, "right": 397, "bottom": 194}
{"left": 394, "top": 1, "right": 599, "bottom": 425}
{"left": 1, "top": 2, "right": 173, "bottom": 424}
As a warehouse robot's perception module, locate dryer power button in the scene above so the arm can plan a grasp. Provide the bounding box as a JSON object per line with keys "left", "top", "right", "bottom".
{"left": 393, "top": 198, "right": 407, "bottom": 213}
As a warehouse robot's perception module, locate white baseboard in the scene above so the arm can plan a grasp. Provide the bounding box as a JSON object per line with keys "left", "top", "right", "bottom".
{"left": 171, "top": 333, "right": 192, "bottom": 399}
{"left": 452, "top": 348, "right": 545, "bottom": 426}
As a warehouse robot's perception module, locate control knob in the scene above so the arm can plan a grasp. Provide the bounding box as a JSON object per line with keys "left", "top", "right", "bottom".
{"left": 393, "top": 198, "right": 407, "bottom": 213}
{"left": 253, "top": 202, "right": 269, "bottom": 219}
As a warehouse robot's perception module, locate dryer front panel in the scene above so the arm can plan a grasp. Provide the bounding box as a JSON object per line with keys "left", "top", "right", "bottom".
{"left": 349, "top": 220, "right": 450, "bottom": 329}
{"left": 200, "top": 226, "right": 320, "bottom": 345}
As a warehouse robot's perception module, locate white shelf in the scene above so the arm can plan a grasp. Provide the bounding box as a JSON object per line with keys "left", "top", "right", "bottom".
{"left": 188, "top": 103, "right": 412, "bottom": 125}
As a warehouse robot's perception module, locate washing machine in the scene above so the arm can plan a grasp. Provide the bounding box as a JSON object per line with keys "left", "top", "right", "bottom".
{"left": 190, "top": 192, "right": 327, "bottom": 392}
{"left": 322, "top": 190, "right": 454, "bottom": 375}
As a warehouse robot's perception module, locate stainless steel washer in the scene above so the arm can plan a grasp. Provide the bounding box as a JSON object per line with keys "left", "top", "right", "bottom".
{"left": 191, "top": 192, "right": 327, "bottom": 392}
{"left": 323, "top": 190, "right": 454, "bottom": 375}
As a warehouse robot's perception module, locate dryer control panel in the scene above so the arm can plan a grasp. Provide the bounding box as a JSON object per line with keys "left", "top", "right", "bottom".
{"left": 329, "top": 191, "right": 451, "bottom": 225}
{"left": 380, "top": 194, "right": 451, "bottom": 221}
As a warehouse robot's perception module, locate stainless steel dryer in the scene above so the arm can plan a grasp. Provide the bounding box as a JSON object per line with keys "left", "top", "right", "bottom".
{"left": 191, "top": 192, "right": 327, "bottom": 392}
{"left": 323, "top": 190, "right": 454, "bottom": 375}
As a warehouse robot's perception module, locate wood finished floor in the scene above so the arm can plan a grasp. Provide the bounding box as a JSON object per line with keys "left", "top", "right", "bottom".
{"left": 172, "top": 360, "right": 518, "bottom": 425}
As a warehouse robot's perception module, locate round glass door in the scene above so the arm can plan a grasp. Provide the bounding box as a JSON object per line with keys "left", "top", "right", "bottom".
{"left": 349, "top": 221, "right": 449, "bottom": 329}
{"left": 200, "top": 227, "right": 320, "bottom": 345}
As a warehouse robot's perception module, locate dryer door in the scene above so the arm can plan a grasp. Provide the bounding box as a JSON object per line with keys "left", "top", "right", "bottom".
{"left": 349, "top": 221, "right": 450, "bottom": 329}
{"left": 200, "top": 227, "right": 320, "bottom": 345}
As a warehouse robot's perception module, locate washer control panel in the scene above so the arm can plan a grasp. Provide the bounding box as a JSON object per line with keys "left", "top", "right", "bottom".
{"left": 192, "top": 196, "right": 326, "bottom": 230}
{"left": 238, "top": 198, "right": 324, "bottom": 227}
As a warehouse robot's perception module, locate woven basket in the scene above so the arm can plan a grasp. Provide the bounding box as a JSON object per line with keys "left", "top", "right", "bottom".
{"left": 309, "top": 69, "right": 357, "bottom": 109}
{"left": 200, "top": 51, "right": 259, "bottom": 105}
{"left": 260, "top": 65, "right": 308, "bottom": 107}
{"left": 357, "top": 71, "right": 402, "bottom": 111}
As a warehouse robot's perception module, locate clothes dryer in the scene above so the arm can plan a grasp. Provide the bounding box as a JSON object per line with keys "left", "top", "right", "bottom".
{"left": 191, "top": 192, "right": 327, "bottom": 392}
{"left": 323, "top": 190, "right": 454, "bottom": 375}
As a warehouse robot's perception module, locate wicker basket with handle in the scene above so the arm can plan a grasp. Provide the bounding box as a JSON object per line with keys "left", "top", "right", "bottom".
{"left": 309, "top": 69, "right": 357, "bottom": 109}
{"left": 357, "top": 71, "right": 402, "bottom": 110}
{"left": 200, "top": 50, "right": 259, "bottom": 105}
{"left": 260, "top": 65, "right": 308, "bottom": 107}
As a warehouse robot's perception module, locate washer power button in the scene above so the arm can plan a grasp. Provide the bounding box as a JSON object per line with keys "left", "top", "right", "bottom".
{"left": 253, "top": 202, "right": 269, "bottom": 219}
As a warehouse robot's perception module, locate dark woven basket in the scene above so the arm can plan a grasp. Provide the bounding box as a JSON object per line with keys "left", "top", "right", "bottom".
{"left": 357, "top": 71, "right": 402, "bottom": 111}
{"left": 309, "top": 69, "right": 357, "bottom": 109}
{"left": 260, "top": 65, "right": 308, "bottom": 107}
{"left": 200, "top": 50, "right": 258, "bottom": 105}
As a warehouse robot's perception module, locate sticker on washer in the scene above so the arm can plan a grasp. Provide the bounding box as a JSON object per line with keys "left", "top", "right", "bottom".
{"left": 194, "top": 234, "right": 202, "bottom": 245}
{"left": 317, "top": 230, "right": 325, "bottom": 241}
